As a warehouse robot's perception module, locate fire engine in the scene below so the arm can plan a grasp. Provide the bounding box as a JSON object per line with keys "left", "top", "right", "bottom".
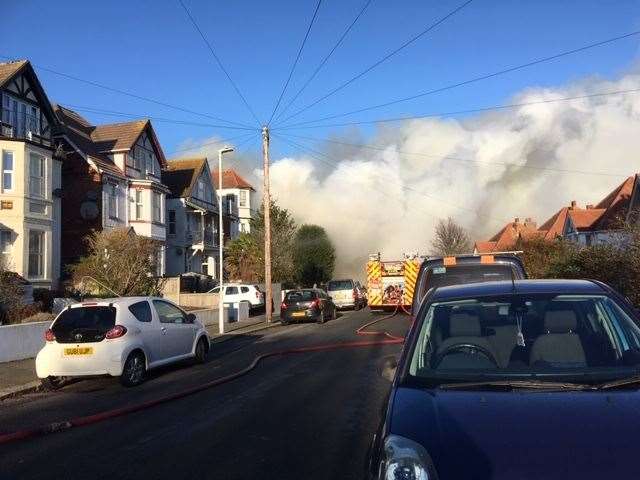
{"left": 366, "top": 253, "right": 422, "bottom": 311}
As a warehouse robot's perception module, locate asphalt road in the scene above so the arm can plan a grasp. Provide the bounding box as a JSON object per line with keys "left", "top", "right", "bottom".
{"left": 0, "top": 308, "right": 410, "bottom": 480}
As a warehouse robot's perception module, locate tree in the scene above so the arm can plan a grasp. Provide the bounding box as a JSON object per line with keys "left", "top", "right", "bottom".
{"left": 431, "top": 217, "right": 472, "bottom": 256}
{"left": 293, "top": 225, "right": 336, "bottom": 287}
{"left": 225, "top": 201, "right": 297, "bottom": 283}
{"left": 69, "top": 228, "right": 164, "bottom": 296}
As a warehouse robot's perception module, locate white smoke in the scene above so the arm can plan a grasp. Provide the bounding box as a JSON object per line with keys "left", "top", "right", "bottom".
{"left": 176, "top": 71, "right": 640, "bottom": 280}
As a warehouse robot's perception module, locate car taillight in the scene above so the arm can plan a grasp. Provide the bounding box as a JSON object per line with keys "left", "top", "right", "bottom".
{"left": 353, "top": 289, "right": 358, "bottom": 300}
{"left": 280, "top": 302, "right": 287, "bottom": 310}
{"left": 45, "top": 329, "right": 56, "bottom": 342}
{"left": 105, "top": 325, "right": 127, "bottom": 339}
{"left": 311, "top": 298, "right": 321, "bottom": 309}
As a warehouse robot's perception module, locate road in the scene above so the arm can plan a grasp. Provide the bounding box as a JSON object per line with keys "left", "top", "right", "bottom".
{"left": 0, "top": 308, "right": 410, "bottom": 480}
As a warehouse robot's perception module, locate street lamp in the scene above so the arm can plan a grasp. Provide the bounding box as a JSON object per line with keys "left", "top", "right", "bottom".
{"left": 217, "top": 146, "right": 234, "bottom": 334}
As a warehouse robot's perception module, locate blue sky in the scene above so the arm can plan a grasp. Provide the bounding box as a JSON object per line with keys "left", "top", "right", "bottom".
{"left": 2, "top": 0, "right": 640, "bottom": 166}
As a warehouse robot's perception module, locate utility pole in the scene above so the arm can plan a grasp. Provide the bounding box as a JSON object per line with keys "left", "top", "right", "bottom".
{"left": 262, "top": 126, "right": 273, "bottom": 323}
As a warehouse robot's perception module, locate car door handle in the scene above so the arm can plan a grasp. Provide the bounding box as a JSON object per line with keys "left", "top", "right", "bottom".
{"left": 161, "top": 327, "right": 167, "bottom": 335}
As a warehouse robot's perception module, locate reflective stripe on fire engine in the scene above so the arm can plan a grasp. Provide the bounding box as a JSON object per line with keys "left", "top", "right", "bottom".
{"left": 366, "top": 261, "right": 382, "bottom": 305}
{"left": 403, "top": 259, "right": 419, "bottom": 305}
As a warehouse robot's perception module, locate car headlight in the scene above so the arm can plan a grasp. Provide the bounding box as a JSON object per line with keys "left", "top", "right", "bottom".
{"left": 380, "top": 435, "right": 438, "bottom": 480}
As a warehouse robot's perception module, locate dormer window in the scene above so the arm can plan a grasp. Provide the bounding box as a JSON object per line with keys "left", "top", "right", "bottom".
{"left": 1, "top": 93, "right": 40, "bottom": 138}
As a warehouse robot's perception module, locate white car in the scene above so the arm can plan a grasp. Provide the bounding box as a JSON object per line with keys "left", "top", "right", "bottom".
{"left": 208, "top": 284, "right": 265, "bottom": 309}
{"left": 36, "top": 297, "right": 210, "bottom": 388}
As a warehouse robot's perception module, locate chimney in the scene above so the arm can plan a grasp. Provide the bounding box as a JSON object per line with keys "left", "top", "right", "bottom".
{"left": 524, "top": 217, "right": 537, "bottom": 229}
{"left": 570, "top": 200, "right": 577, "bottom": 209}
{"left": 586, "top": 204, "right": 594, "bottom": 209}
{"left": 514, "top": 217, "right": 520, "bottom": 224}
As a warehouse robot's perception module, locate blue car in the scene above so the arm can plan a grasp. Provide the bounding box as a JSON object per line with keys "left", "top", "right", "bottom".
{"left": 369, "top": 279, "right": 640, "bottom": 480}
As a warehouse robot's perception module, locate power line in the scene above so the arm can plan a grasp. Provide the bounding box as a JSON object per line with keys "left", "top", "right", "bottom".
{"left": 278, "top": 29, "right": 640, "bottom": 128}
{"left": 267, "top": 0, "right": 323, "bottom": 125}
{"left": 0, "top": 55, "right": 256, "bottom": 130}
{"left": 275, "top": 0, "right": 475, "bottom": 126}
{"left": 177, "top": 0, "right": 262, "bottom": 126}
{"left": 273, "top": 132, "right": 509, "bottom": 227}
{"left": 60, "top": 104, "right": 258, "bottom": 131}
{"left": 278, "top": 131, "right": 630, "bottom": 178}
{"left": 273, "top": 87, "right": 640, "bottom": 130}
{"left": 168, "top": 133, "right": 256, "bottom": 156}
{"left": 272, "top": 0, "right": 373, "bottom": 124}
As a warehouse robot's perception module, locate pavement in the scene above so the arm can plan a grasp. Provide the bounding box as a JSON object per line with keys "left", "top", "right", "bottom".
{"left": 0, "top": 308, "right": 410, "bottom": 480}
{"left": 0, "top": 313, "right": 281, "bottom": 400}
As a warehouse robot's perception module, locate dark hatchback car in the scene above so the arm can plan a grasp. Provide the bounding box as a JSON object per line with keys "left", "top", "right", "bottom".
{"left": 411, "top": 254, "right": 527, "bottom": 314}
{"left": 280, "top": 289, "right": 336, "bottom": 324}
{"left": 369, "top": 279, "right": 640, "bottom": 480}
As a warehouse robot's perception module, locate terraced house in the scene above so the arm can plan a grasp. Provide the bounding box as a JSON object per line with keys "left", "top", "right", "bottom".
{"left": 0, "top": 60, "right": 62, "bottom": 288}
{"left": 54, "top": 104, "right": 170, "bottom": 276}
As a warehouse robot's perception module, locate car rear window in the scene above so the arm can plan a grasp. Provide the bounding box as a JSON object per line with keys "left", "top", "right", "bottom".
{"left": 327, "top": 280, "right": 353, "bottom": 291}
{"left": 425, "top": 264, "right": 514, "bottom": 291}
{"left": 52, "top": 306, "right": 116, "bottom": 343}
{"left": 285, "top": 291, "right": 316, "bottom": 302}
{"left": 129, "top": 301, "right": 152, "bottom": 322}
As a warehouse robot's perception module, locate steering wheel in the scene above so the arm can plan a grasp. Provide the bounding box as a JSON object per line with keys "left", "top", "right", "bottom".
{"left": 433, "top": 343, "right": 499, "bottom": 368}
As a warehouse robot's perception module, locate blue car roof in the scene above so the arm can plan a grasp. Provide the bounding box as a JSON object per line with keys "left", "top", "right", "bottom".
{"left": 431, "top": 279, "right": 606, "bottom": 300}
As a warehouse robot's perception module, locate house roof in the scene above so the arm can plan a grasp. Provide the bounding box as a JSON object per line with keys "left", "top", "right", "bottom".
{"left": 473, "top": 241, "right": 498, "bottom": 254}
{"left": 474, "top": 218, "right": 539, "bottom": 253}
{"left": 593, "top": 175, "right": 635, "bottom": 229}
{"left": 567, "top": 208, "right": 606, "bottom": 231}
{"left": 211, "top": 169, "right": 255, "bottom": 190}
{"left": 0, "top": 60, "right": 28, "bottom": 87}
{"left": 92, "top": 120, "right": 149, "bottom": 152}
{"left": 163, "top": 158, "right": 208, "bottom": 199}
{"left": 538, "top": 207, "right": 570, "bottom": 240}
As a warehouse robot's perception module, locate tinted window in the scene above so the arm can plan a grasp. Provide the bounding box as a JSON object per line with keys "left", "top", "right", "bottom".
{"left": 241, "top": 287, "right": 249, "bottom": 293}
{"left": 327, "top": 280, "right": 354, "bottom": 291}
{"left": 153, "top": 300, "right": 186, "bottom": 324}
{"left": 52, "top": 306, "right": 116, "bottom": 343}
{"left": 226, "top": 287, "right": 239, "bottom": 295}
{"left": 129, "top": 301, "right": 152, "bottom": 322}
{"left": 285, "top": 290, "right": 316, "bottom": 302}
{"left": 424, "top": 264, "right": 513, "bottom": 291}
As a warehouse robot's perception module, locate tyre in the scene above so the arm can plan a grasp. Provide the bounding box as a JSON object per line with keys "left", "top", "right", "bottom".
{"left": 194, "top": 337, "right": 209, "bottom": 364}
{"left": 317, "top": 310, "right": 326, "bottom": 324}
{"left": 281, "top": 316, "right": 289, "bottom": 325}
{"left": 120, "top": 351, "right": 146, "bottom": 387}
{"left": 40, "top": 376, "right": 64, "bottom": 391}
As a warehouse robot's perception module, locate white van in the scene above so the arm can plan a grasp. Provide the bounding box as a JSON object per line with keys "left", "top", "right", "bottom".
{"left": 327, "top": 279, "right": 358, "bottom": 310}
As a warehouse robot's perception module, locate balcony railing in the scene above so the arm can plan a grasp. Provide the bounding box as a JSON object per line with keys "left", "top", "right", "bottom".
{"left": 188, "top": 229, "right": 217, "bottom": 248}
{"left": 0, "top": 110, "right": 50, "bottom": 146}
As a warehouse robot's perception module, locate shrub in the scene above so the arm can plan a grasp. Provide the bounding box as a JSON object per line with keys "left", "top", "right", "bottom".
{"left": 33, "top": 288, "right": 55, "bottom": 312}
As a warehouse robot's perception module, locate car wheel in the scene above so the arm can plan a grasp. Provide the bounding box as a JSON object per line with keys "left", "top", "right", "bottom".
{"left": 281, "top": 317, "right": 289, "bottom": 325}
{"left": 40, "top": 376, "right": 64, "bottom": 391}
{"left": 317, "top": 310, "right": 326, "bottom": 324}
{"left": 195, "top": 337, "right": 209, "bottom": 364}
{"left": 120, "top": 351, "right": 146, "bottom": 387}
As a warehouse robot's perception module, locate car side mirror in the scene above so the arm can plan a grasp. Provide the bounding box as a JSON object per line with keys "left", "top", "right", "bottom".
{"left": 187, "top": 313, "right": 196, "bottom": 324}
{"left": 379, "top": 355, "right": 398, "bottom": 382}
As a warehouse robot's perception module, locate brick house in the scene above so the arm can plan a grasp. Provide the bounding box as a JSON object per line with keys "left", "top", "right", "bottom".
{"left": 162, "top": 158, "right": 219, "bottom": 277}
{"left": 54, "top": 105, "right": 170, "bottom": 276}
{"left": 0, "top": 60, "right": 63, "bottom": 288}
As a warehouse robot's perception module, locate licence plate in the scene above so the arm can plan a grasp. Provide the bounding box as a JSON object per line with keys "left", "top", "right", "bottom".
{"left": 64, "top": 347, "right": 94, "bottom": 356}
{"left": 291, "top": 312, "right": 306, "bottom": 317}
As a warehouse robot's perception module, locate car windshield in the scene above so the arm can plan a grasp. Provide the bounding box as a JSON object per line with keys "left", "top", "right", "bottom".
{"left": 327, "top": 280, "right": 353, "bottom": 291}
{"left": 408, "top": 293, "right": 640, "bottom": 384}
{"left": 425, "top": 264, "right": 515, "bottom": 290}
{"left": 285, "top": 290, "right": 316, "bottom": 302}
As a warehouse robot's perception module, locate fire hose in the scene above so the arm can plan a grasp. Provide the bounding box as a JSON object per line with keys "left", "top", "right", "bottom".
{"left": 0, "top": 306, "right": 408, "bottom": 446}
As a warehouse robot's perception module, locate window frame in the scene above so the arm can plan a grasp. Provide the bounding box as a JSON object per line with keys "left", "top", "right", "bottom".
{"left": 135, "top": 189, "right": 143, "bottom": 220}
{"left": 27, "top": 229, "right": 45, "bottom": 279}
{"left": 1, "top": 150, "right": 14, "bottom": 192}
{"left": 152, "top": 300, "right": 187, "bottom": 324}
{"left": 108, "top": 183, "right": 119, "bottom": 220}
{"left": 239, "top": 190, "right": 247, "bottom": 207}
{"left": 168, "top": 210, "right": 176, "bottom": 235}
{"left": 29, "top": 153, "right": 45, "bottom": 199}
{"left": 152, "top": 191, "right": 162, "bottom": 223}
{"left": 128, "top": 301, "right": 153, "bottom": 323}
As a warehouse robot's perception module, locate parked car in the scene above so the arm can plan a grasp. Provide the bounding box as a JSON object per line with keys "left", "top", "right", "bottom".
{"left": 280, "top": 289, "right": 336, "bottom": 324}
{"left": 411, "top": 253, "right": 527, "bottom": 313}
{"left": 355, "top": 281, "right": 368, "bottom": 307}
{"left": 208, "top": 283, "right": 265, "bottom": 310}
{"left": 36, "top": 297, "right": 210, "bottom": 388}
{"left": 368, "top": 279, "right": 640, "bottom": 479}
{"left": 327, "top": 279, "right": 364, "bottom": 310}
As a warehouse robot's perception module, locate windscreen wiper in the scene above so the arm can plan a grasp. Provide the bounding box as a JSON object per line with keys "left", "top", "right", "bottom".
{"left": 438, "top": 379, "right": 591, "bottom": 391}
{"left": 596, "top": 374, "right": 640, "bottom": 390}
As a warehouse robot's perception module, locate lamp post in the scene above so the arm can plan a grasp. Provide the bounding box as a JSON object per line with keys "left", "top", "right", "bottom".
{"left": 217, "top": 146, "right": 234, "bottom": 334}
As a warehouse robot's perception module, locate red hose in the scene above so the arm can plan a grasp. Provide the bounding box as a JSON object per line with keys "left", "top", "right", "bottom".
{"left": 0, "top": 306, "right": 407, "bottom": 446}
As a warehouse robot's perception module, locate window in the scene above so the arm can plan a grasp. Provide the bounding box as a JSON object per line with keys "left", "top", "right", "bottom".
{"left": 0, "top": 230, "right": 12, "bottom": 266}
{"left": 28, "top": 230, "right": 44, "bottom": 278}
{"left": 241, "top": 286, "right": 249, "bottom": 293}
{"left": 108, "top": 184, "right": 118, "bottom": 219}
{"left": 168, "top": 210, "right": 176, "bottom": 235}
{"left": 135, "top": 190, "right": 143, "bottom": 220}
{"left": 197, "top": 179, "right": 204, "bottom": 200}
{"left": 153, "top": 300, "right": 186, "bottom": 324}
{"left": 29, "top": 153, "right": 45, "bottom": 198}
{"left": 239, "top": 190, "right": 247, "bottom": 207}
{"left": 29, "top": 201, "right": 46, "bottom": 214}
{"left": 2, "top": 151, "right": 13, "bottom": 191}
{"left": 152, "top": 191, "right": 162, "bottom": 223}
{"left": 129, "top": 301, "right": 152, "bottom": 323}
{"left": 225, "top": 286, "right": 239, "bottom": 295}
{"left": 1, "top": 93, "right": 40, "bottom": 137}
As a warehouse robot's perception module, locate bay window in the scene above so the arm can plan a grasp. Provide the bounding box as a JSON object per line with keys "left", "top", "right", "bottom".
{"left": 29, "top": 153, "right": 45, "bottom": 198}
{"left": 1, "top": 150, "right": 13, "bottom": 192}
{"left": 135, "top": 189, "right": 143, "bottom": 220}
{"left": 0, "top": 230, "right": 12, "bottom": 267}
{"left": 152, "top": 191, "right": 162, "bottom": 223}
{"left": 28, "top": 230, "right": 44, "bottom": 278}
{"left": 108, "top": 184, "right": 119, "bottom": 219}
